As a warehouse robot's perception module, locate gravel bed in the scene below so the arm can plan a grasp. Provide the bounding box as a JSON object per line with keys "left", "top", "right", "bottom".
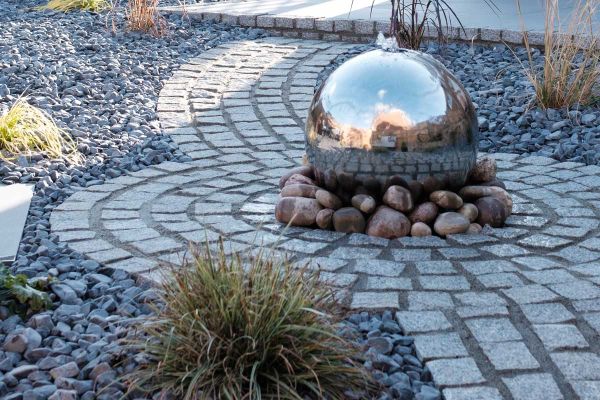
{"left": 343, "top": 311, "right": 439, "bottom": 400}
{"left": 0, "top": 2, "right": 435, "bottom": 400}
{"left": 317, "top": 42, "right": 600, "bottom": 165}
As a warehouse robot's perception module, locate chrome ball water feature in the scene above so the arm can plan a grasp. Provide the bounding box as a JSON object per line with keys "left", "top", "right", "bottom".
{"left": 306, "top": 49, "right": 479, "bottom": 193}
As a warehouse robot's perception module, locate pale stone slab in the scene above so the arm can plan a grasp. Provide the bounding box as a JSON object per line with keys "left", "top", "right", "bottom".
{"left": 426, "top": 358, "right": 485, "bottom": 387}
{"left": 0, "top": 184, "right": 33, "bottom": 261}
{"left": 502, "top": 373, "right": 563, "bottom": 400}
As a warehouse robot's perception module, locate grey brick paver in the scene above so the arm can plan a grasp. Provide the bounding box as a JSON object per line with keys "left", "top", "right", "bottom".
{"left": 408, "top": 292, "right": 454, "bottom": 310}
{"left": 482, "top": 244, "right": 530, "bottom": 257}
{"left": 56, "top": 230, "right": 96, "bottom": 242}
{"left": 457, "top": 305, "right": 509, "bottom": 318}
{"left": 443, "top": 387, "right": 503, "bottom": 400}
{"left": 583, "top": 313, "right": 600, "bottom": 333}
{"left": 549, "top": 281, "right": 600, "bottom": 300}
{"left": 426, "top": 358, "right": 485, "bottom": 387}
{"left": 354, "top": 259, "right": 405, "bottom": 276}
{"left": 502, "top": 284, "right": 560, "bottom": 304}
{"left": 552, "top": 246, "right": 600, "bottom": 263}
{"left": 480, "top": 341, "right": 540, "bottom": 371}
{"left": 465, "top": 318, "right": 522, "bottom": 342}
{"left": 278, "top": 239, "right": 328, "bottom": 254}
{"left": 438, "top": 247, "right": 480, "bottom": 259}
{"left": 572, "top": 381, "right": 600, "bottom": 400}
{"left": 108, "top": 257, "right": 158, "bottom": 273}
{"left": 131, "top": 237, "right": 184, "bottom": 254}
{"left": 477, "top": 272, "right": 525, "bottom": 288}
{"left": 396, "top": 311, "right": 452, "bottom": 333}
{"left": 502, "top": 373, "right": 563, "bottom": 400}
{"left": 518, "top": 234, "right": 572, "bottom": 249}
{"left": 414, "top": 333, "right": 469, "bottom": 360}
{"left": 366, "top": 276, "right": 412, "bottom": 290}
{"left": 305, "top": 257, "right": 347, "bottom": 271}
{"left": 87, "top": 248, "right": 131, "bottom": 264}
{"left": 319, "top": 272, "right": 357, "bottom": 287}
{"left": 522, "top": 269, "right": 577, "bottom": 285}
{"left": 461, "top": 260, "right": 517, "bottom": 275}
{"left": 299, "top": 229, "right": 345, "bottom": 242}
{"left": 415, "top": 260, "right": 456, "bottom": 274}
{"left": 533, "top": 324, "right": 589, "bottom": 351}
{"left": 550, "top": 352, "right": 600, "bottom": 380}
{"left": 419, "top": 275, "right": 470, "bottom": 291}
{"left": 454, "top": 292, "right": 506, "bottom": 307}
{"left": 67, "top": 239, "right": 114, "bottom": 253}
{"left": 347, "top": 233, "right": 389, "bottom": 247}
{"left": 329, "top": 246, "right": 382, "bottom": 259}
{"left": 391, "top": 248, "right": 431, "bottom": 261}
{"left": 573, "top": 299, "right": 600, "bottom": 312}
{"left": 520, "top": 303, "right": 575, "bottom": 323}
{"left": 351, "top": 292, "right": 399, "bottom": 309}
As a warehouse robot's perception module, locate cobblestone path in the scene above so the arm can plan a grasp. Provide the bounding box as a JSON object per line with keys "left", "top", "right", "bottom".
{"left": 50, "top": 38, "right": 600, "bottom": 399}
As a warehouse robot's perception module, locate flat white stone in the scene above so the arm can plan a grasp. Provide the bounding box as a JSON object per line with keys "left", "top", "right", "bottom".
{"left": 0, "top": 184, "right": 33, "bottom": 262}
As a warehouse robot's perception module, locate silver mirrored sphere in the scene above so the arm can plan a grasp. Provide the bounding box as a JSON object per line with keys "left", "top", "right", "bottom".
{"left": 306, "top": 49, "right": 479, "bottom": 192}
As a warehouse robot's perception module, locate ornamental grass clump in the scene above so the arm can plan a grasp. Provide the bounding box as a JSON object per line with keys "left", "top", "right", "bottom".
{"left": 518, "top": 0, "right": 600, "bottom": 109}
{"left": 127, "top": 0, "right": 167, "bottom": 36}
{"left": 39, "top": 0, "right": 111, "bottom": 12}
{"left": 0, "top": 99, "right": 81, "bottom": 165}
{"left": 124, "top": 243, "right": 375, "bottom": 400}
{"left": 354, "top": 0, "right": 498, "bottom": 50}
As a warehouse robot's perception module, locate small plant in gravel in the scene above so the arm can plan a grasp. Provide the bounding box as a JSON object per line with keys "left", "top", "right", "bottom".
{"left": 0, "top": 265, "right": 54, "bottom": 316}
{"left": 126, "top": 0, "right": 168, "bottom": 36}
{"left": 124, "top": 243, "right": 375, "bottom": 400}
{"left": 391, "top": 0, "right": 461, "bottom": 50}
{"left": 0, "top": 98, "right": 81, "bottom": 165}
{"left": 518, "top": 0, "right": 600, "bottom": 109}
{"left": 39, "top": 0, "right": 111, "bottom": 12}
{"left": 355, "top": 0, "right": 498, "bottom": 50}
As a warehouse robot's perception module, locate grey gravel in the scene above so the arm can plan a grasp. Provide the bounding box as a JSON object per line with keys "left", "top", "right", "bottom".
{"left": 343, "top": 311, "right": 440, "bottom": 400}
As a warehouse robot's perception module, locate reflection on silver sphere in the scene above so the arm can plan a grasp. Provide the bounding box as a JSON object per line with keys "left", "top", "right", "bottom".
{"left": 306, "top": 49, "right": 478, "bottom": 192}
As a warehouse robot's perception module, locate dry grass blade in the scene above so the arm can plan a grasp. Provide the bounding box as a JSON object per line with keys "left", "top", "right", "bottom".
{"left": 517, "top": 0, "right": 600, "bottom": 109}
{"left": 38, "top": 0, "right": 111, "bottom": 12}
{"left": 389, "top": 0, "right": 470, "bottom": 50}
{"left": 356, "top": 0, "right": 497, "bottom": 50}
{"left": 127, "top": 0, "right": 168, "bottom": 36}
{"left": 0, "top": 99, "right": 82, "bottom": 165}
{"left": 392, "top": 0, "right": 434, "bottom": 50}
{"left": 123, "top": 241, "right": 376, "bottom": 399}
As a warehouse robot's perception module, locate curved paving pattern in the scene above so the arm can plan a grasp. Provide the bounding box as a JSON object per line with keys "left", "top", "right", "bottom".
{"left": 50, "top": 38, "right": 600, "bottom": 400}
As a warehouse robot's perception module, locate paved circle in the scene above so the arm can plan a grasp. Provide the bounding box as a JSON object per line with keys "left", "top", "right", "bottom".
{"left": 50, "top": 38, "right": 600, "bottom": 399}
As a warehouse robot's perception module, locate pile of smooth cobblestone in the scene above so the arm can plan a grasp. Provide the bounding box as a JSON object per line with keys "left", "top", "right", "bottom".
{"left": 275, "top": 156, "right": 513, "bottom": 239}
{"left": 318, "top": 43, "right": 600, "bottom": 165}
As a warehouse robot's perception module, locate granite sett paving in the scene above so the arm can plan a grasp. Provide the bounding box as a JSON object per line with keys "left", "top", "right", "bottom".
{"left": 49, "top": 38, "right": 600, "bottom": 399}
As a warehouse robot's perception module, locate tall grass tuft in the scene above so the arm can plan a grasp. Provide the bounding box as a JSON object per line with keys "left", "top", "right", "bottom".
{"left": 127, "top": 0, "right": 168, "bottom": 36}
{"left": 517, "top": 0, "right": 600, "bottom": 109}
{"left": 354, "top": 0, "right": 498, "bottom": 50}
{"left": 0, "top": 99, "right": 81, "bottom": 165}
{"left": 39, "top": 0, "right": 110, "bottom": 12}
{"left": 124, "top": 242, "right": 375, "bottom": 400}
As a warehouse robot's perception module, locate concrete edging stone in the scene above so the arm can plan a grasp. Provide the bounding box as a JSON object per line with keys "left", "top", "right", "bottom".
{"left": 160, "top": 8, "right": 545, "bottom": 46}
